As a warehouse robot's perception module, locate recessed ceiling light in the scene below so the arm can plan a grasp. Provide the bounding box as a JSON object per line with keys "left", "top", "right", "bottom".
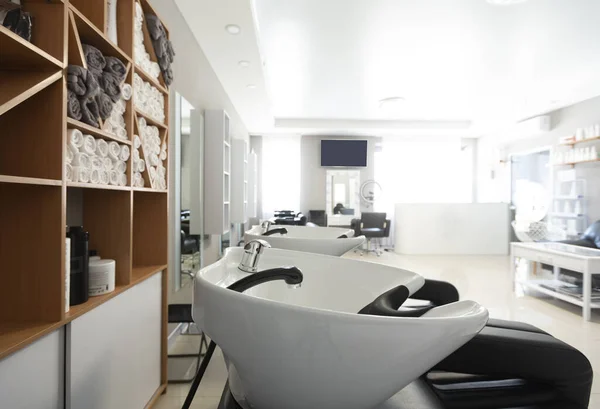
{"left": 486, "top": 0, "right": 528, "bottom": 5}
{"left": 247, "top": 84, "right": 257, "bottom": 89}
{"left": 238, "top": 60, "right": 250, "bottom": 68}
{"left": 225, "top": 24, "right": 241, "bottom": 35}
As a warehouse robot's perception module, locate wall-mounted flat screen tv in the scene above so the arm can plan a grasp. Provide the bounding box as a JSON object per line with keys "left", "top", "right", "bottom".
{"left": 320, "top": 140, "right": 368, "bottom": 167}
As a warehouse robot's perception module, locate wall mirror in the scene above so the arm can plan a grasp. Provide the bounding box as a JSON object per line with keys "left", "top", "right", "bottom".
{"left": 325, "top": 170, "right": 360, "bottom": 215}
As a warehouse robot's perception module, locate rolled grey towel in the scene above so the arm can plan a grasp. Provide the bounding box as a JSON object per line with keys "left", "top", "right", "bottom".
{"left": 82, "top": 44, "right": 106, "bottom": 76}
{"left": 99, "top": 72, "right": 122, "bottom": 103}
{"left": 162, "top": 67, "right": 173, "bottom": 86}
{"left": 79, "top": 97, "right": 100, "bottom": 128}
{"left": 145, "top": 14, "right": 163, "bottom": 41}
{"left": 67, "top": 90, "right": 83, "bottom": 121}
{"left": 152, "top": 36, "right": 167, "bottom": 59}
{"left": 95, "top": 91, "right": 114, "bottom": 121}
{"left": 67, "top": 65, "right": 100, "bottom": 99}
{"left": 104, "top": 56, "right": 127, "bottom": 82}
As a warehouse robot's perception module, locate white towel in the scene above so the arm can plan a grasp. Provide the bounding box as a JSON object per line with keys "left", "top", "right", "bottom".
{"left": 103, "top": 121, "right": 115, "bottom": 135}
{"left": 119, "top": 145, "right": 130, "bottom": 161}
{"left": 109, "top": 170, "right": 119, "bottom": 185}
{"left": 81, "top": 135, "right": 97, "bottom": 156}
{"left": 116, "top": 127, "right": 127, "bottom": 140}
{"left": 74, "top": 167, "right": 90, "bottom": 183}
{"left": 66, "top": 163, "right": 74, "bottom": 182}
{"left": 91, "top": 156, "right": 104, "bottom": 170}
{"left": 133, "top": 135, "right": 141, "bottom": 149}
{"left": 114, "top": 160, "right": 127, "bottom": 174}
{"left": 108, "top": 141, "right": 121, "bottom": 160}
{"left": 68, "top": 129, "right": 84, "bottom": 148}
{"left": 66, "top": 146, "right": 74, "bottom": 164}
{"left": 138, "top": 158, "right": 145, "bottom": 172}
{"left": 149, "top": 152, "right": 159, "bottom": 167}
{"left": 90, "top": 168, "right": 100, "bottom": 184}
{"left": 160, "top": 150, "right": 167, "bottom": 161}
{"left": 148, "top": 166, "right": 157, "bottom": 181}
{"left": 132, "top": 148, "right": 140, "bottom": 161}
{"left": 121, "top": 84, "right": 133, "bottom": 101}
{"left": 118, "top": 173, "right": 127, "bottom": 187}
{"left": 103, "top": 157, "right": 113, "bottom": 171}
{"left": 72, "top": 152, "right": 91, "bottom": 169}
{"left": 96, "top": 139, "right": 109, "bottom": 157}
{"left": 99, "top": 170, "right": 109, "bottom": 185}
{"left": 157, "top": 165, "right": 166, "bottom": 179}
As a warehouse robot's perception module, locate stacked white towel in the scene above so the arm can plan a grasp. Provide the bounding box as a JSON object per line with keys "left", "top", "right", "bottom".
{"left": 66, "top": 129, "right": 129, "bottom": 187}
{"left": 133, "top": 73, "right": 165, "bottom": 123}
{"left": 102, "top": 97, "right": 129, "bottom": 141}
{"left": 134, "top": 1, "right": 161, "bottom": 81}
{"left": 136, "top": 119, "right": 167, "bottom": 189}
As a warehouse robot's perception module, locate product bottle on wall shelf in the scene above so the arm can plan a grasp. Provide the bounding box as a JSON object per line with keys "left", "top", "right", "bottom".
{"left": 67, "top": 226, "right": 90, "bottom": 306}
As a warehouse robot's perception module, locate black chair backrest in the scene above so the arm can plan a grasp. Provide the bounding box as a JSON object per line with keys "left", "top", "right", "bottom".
{"left": 361, "top": 212, "right": 387, "bottom": 228}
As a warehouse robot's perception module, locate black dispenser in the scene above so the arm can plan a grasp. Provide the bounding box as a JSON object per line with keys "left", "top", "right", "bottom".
{"left": 67, "top": 226, "right": 89, "bottom": 306}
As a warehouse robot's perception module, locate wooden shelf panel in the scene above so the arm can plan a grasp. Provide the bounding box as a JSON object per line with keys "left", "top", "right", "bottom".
{"left": 0, "top": 70, "right": 62, "bottom": 116}
{"left": 132, "top": 264, "right": 167, "bottom": 285}
{"left": 132, "top": 187, "right": 167, "bottom": 193}
{"left": 69, "top": 0, "right": 106, "bottom": 36}
{"left": 135, "top": 108, "right": 167, "bottom": 129}
{"left": 67, "top": 118, "right": 133, "bottom": 145}
{"left": 0, "top": 175, "right": 62, "bottom": 186}
{"left": 23, "top": 0, "right": 67, "bottom": 66}
{"left": 134, "top": 66, "right": 168, "bottom": 95}
{"left": 70, "top": 6, "right": 131, "bottom": 63}
{"left": 133, "top": 191, "right": 168, "bottom": 267}
{"left": 561, "top": 136, "right": 600, "bottom": 146}
{"left": 0, "top": 25, "right": 63, "bottom": 70}
{"left": 67, "top": 182, "right": 131, "bottom": 191}
{"left": 554, "top": 159, "right": 600, "bottom": 166}
{"left": 0, "top": 322, "right": 64, "bottom": 361}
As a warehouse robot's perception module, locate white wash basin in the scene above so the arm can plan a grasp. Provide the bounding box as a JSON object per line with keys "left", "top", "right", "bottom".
{"left": 193, "top": 247, "right": 488, "bottom": 409}
{"left": 244, "top": 225, "right": 365, "bottom": 256}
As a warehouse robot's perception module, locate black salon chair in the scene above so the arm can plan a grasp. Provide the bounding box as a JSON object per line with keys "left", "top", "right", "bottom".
{"left": 308, "top": 210, "right": 327, "bottom": 227}
{"left": 351, "top": 212, "right": 391, "bottom": 256}
{"left": 181, "top": 225, "right": 200, "bottom": 279}
{"left": 560, "top": 220, "right": 600, "bottom": 249}
{"left": 168, "top": 304, "right": 208, "bottom": 383}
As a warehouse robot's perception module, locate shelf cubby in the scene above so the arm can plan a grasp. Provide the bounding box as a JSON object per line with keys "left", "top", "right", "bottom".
{"left": 0, "top": 183, "right": 64, "bottom": 325}
{"left": 133, "top": 0, "right": 169, "bottom": 90}
{"left": 69, "top": 0, "right": 107, "bottom": 38}
{"left": 132, "top": 191, "right": 168, "bottom": 269}
{"left": 67, "top": 118, "right": 133, "bottom": 145}
{"left": 0, "top": 78, "right": 64, "bottom": 180}
{"left": 21, "top": 0, "right": 67, "bottom": 65}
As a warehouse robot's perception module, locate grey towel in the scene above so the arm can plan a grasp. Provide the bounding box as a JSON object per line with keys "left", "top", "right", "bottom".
{"left": 99, "top": 72, "right": 122, "bottom": 103}
{"left": 67, "top": 90, "right": 82, "bottom": 121}
{"left": 145, "top": 14, "right": 164, "bottom": 41}
{"left": 79, "top": 97, "right": 100, "bottom": 128}
{"left": 67, "top": 65, "right": 100, "bottom": 99}
{"left": 162, "top": 67, "right": 173, "bottom": 86}
{"left": 95, "top": 91, "right": 114, "bottom": 121}
{"left": 104, "top": 56, "right": 127, "bottom": 82}
{"left": 82, "top": 44, "right": 106, "bottom": 76}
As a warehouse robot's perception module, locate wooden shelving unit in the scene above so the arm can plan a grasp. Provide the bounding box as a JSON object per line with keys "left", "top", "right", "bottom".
{"left": 0, "top": 0, "right": 170, "bottom": 403}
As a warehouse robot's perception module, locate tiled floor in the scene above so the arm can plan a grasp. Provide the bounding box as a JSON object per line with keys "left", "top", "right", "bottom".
{"left": 156, "top": 251, "right": 600, "bottom": 408}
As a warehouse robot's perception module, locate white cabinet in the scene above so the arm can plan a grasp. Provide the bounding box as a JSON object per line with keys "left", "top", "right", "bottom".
{"left": 248, "top": 150, "right": 258, "bottom": 219}
{"left": 231, "top": 139, "right": 249, "bottom": 223}
{"left": 204, "top": 109, "right": 231, "bottom": 234}
{"left": 0, "top": 329, "right": 64, "bottom": 409}
{"left": 69, "top": 274, "right": 162, "bottom": 409}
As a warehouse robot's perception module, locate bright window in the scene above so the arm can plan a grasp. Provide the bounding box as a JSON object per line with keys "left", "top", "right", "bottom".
{"left": 261, "top": 135, "right": 301, "bottom": 218}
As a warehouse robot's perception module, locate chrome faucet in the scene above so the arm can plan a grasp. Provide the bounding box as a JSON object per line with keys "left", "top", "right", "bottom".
{"left": 261, "top": 221, "right": 272, "bottom": 234}
{"left": 239, "top": 239, "right": 271, "bottom": 273}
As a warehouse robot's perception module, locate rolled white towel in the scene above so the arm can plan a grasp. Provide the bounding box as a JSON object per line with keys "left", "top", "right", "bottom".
{"left": 116, "top": 127, "right": 128, "bottom": 140}
{"left": 81, "top": 135, "right": 97, "bottom": 156}
{"left": 96, "top": 139, "right": 109, "bottom": 158}
{"left": 132, "top": 148, "right": 140, "bottom": 161}
{"left": 160, "top": 150, "right": 167, "bottom": 161}
{"left": 114, "top": 99, "right": 126, "bottom": 115}
{"left": 138, "top": 158, "right": 145, "bottom": 172}
{"left": 109, "top": 170, "right": 119, "bottom": 185}
{"left": 68, "top": 129, "right": 84, "bottom": 148}
{"left": 90, "top": 168, "right": 100, "bottom": 184}
{"left": 99, "top": 170, "right": 109, "bottom": 185}
{"left": 118, "top": 173, "right": 127, "bottom": 187}
{"left": 66, "top": 163, "right": 74, "bottom": 182}
{"left": 121, "top": 84, "right": 133, "bottom": 101}
{"left": 114, "top": 160, "right": 127, "bottom": 174}
{"left": 108, "top": 141, "right": 121, "bottom": 160}
{"left": 74, "top": 167, "right": 91, "bottom": 183}
{"left": 91, "top": 156, "right": 104, "bottom": 170}
{"left": 103, "top": 157, "right": 113, "bottom": 171}
{"left": 72, "top": 152, "right": 90, "bottom": 169}
{"left": 133, "top": 135, "right": 142, "bottom": 149}
{"left": 138, "top": 116, "right": 147, "bottom": 129}
{"left": 148, "top": 166, "right": 157, "bottom": 181}
{"left": 149, "top": 152, "right": 159, "bottom": 167}
{"left": 103, "top": 121, "right": 115, "bottom": 135}
{"left": 66, "top": 146, "right": 74, "bottom": 164}
{"left": 153, "top": 143, "right": 161, "bottom": 155}
{"left": 157, "top": 165, "right": 166, "bottom": 178}
{"left": 119, "top": 145, "right": 130, "bottom": 161}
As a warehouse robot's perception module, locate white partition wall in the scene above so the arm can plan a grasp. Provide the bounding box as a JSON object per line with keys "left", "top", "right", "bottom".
{"left": 248, "top": 150, "right": 258, "bottom": 220}
{"left": 394, "top": 203, "right": 510, "bottom": 255}
{"left": 0, "top": 329, "right": 64, "bottom": 409}
{"left": 231, "top": 139, "right": 249, "bottom": 224}
{"left": 69, "top": 274, "right": 162, "bottom": 409}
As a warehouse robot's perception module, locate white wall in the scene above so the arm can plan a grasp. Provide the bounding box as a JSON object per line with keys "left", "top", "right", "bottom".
{"left": 151, "top": 0, "right": 250, "bottom": 271}
{"left": 477, "top": 95, "right": 600, "bottom": 223}
{"left": 300, "top": 135, "right": 380, "bottom": 215}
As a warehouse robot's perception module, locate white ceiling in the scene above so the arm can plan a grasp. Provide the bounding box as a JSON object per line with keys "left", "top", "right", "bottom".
{"left": 175, "top": 0, "right": 600, "bottom": 137}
